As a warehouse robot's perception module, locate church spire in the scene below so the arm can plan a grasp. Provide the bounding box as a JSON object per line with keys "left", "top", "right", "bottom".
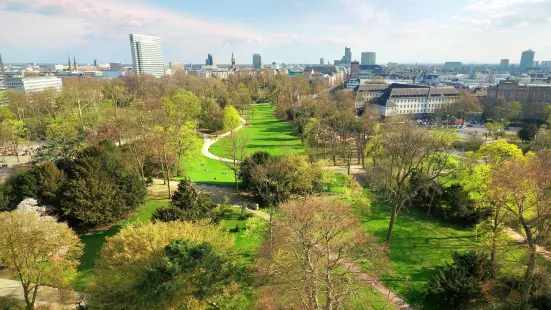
{"left": 231, "top": 51, "right": 236, "bottom": 70}
{"left": 73, "top": 56, "right": 78, "bottom": 72}
{"left": 68, "top": 55, "right": 72, "bottom": 71}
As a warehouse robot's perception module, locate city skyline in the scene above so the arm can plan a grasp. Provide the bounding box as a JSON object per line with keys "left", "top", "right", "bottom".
{"left": 1, "top": 0, "right": 550, "bottom": 64}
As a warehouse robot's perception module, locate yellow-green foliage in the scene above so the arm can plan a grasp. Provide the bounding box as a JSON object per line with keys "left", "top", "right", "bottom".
{"left": 90, "top": 221, "right": 234, "bottom": 309}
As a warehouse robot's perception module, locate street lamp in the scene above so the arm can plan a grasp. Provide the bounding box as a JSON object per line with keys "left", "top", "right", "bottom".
{"left": 447, "top": 114, "right": 449, "bottom": 128}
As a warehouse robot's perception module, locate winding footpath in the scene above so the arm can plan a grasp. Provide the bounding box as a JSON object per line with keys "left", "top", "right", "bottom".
{"left": 198, "top": 115, "right": 412, "bottom": 310}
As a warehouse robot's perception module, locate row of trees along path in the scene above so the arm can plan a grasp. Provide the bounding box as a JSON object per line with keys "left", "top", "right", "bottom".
{"left": 201, "top": 111, "right": 413, "bottom": 310}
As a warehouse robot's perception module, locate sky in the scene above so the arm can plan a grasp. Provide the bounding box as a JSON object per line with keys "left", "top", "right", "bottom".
{"left": 1, "top": 0, "right": 550, "bottom": 65}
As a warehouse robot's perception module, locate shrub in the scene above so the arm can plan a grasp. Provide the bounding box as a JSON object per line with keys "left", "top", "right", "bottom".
{"left": 157, "top": 178, "right": 217, "bottom": 222}
{"left": 426, "top": 251, "right": 497, "bottom": 309}
{"left": 151, "top": 206, "right": 186, "bottom": 222}
{"left": 2, "top": 168, "right": 38, "bottom": 211}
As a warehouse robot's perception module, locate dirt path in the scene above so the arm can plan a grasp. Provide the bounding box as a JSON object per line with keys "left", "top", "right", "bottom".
{"left": 0, "top": 278, "right": 80, "bottom": 310}
{"left": 505, "top": 228, "right": 551, "bottom": 262}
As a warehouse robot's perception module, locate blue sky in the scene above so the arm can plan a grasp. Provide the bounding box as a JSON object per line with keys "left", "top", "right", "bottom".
{"left": 1, "top": 0, "right": 550, "bottom": 65}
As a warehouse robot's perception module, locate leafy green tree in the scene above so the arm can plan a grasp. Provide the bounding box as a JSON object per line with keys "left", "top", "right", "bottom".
{"left": 151, "top": 205, "right": 185, "bottom": 222}
{"left": 239, "top": 151, "right": 272, "bottom": 190}
{"left": 0, "top": 211, "right": 83, "bottom": 310}
{"left": 222, "top": 106, "right": 241, "bottom": 132}
{"left": 518, "top": 124, "right": 539, "bottom": 142}
{"left": 2, "top": 168, "right": 38, "bottom": 211}
{"left": 37, "top": 120, "right": 83, "bottom": 162}
{"left": 486, "top": 121, "right": 504, "bottom": 138}
{"left": 59, "top": 146, "right": 146, "bottom": 229}
{"left": 137, "top": 240, "right": 241, "bottom": 309}
{"left": 161, "top": 178, "right": 217, "bottom": 222}
{"left": 0, "top": 119, "right": 28, "bottom": 162}
{"left": 89, "top": 221, "right": 234, "bottom": 310}
{"left": 34, "top": 161, "right": 64, "bottom": 206}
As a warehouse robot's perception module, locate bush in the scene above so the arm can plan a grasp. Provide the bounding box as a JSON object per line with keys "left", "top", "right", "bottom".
{"left": 518, "top": 124, "right": 539, "bottom": 142}
{"left": 239, "top": 151, "right": 271, "bottom": 190}
{"left": 453, "top": 134, "right": 484, "bottom": 152}
{"left": 426, "top": 251, "right": 497, "bottom": 309}
{"left": 409, "top": 182, "right": 491, "bottom": 226}
{"left": 165, "top": 178, "right": 217, "bottom": 222}
{"left": 2, "top": 168, "right": 38, "bottom": 211}
{"left": 151, "top": 206, "right": 186, "bottom": 222}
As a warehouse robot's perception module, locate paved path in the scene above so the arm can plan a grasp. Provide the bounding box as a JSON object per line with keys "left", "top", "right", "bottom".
{"left": 505, "top": 228, "right": 551, "bottom": 262}
{"left": 195, "top": 117, "right": 408, "bottom": 310}
{"left": 0, "top": 278, "right": 80, "bottom": 309}
{"left": 199, "top": 117, "right": 247, "bottom": 163}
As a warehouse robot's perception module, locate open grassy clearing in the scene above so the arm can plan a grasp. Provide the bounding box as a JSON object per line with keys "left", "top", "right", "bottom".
{"left": 179, "top": 153, "right": 236, "bottom": 187}
{"left": 210, "top": 104, "right": 304, "bottom": 159}
{"left": 357, "top": 191, "right": 551, "bottom": 307}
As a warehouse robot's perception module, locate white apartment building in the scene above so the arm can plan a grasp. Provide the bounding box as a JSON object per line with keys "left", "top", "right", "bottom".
{"left": 375, "top": 85, "right": 459, "bottom": 117}
{"left": 355, "top": 84, "right": 387, "bottom": 108}
{"left": 5, "top": 76, "right": 63, "bottom": 94}
{"left": 129, "top": 34, "right": 165, "bottom": 78}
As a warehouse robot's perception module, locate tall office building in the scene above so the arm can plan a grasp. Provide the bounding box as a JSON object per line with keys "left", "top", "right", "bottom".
{"left": 320, "top": 58, "right": 324, "bottom": 65}
{"left": 520, "top": 49, "right": 535, "bottom": 72}
{"left": 361, "top": 52, "right": 376, "bottom": 65}
{"left": 500, "top": 59, "right": 509, "bottom": 69}
{"left": 129, "top": 34, "right": 164, "bottom": 78}
{"left": 0, "top": 53, "right": 6, "bottom": 92}
{"left": 344, "top": 47, "right": 351, "bottom": 63}
{"left": 206, "top": 54, "right": 216, "bottom": 66}
{"left": 253, "top": 54, "right": 263, "bottom": 69}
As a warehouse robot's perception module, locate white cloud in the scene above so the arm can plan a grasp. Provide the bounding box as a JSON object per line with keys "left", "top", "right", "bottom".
{"left": 465, "top": 0, "right": 549, "bottom": 11}
{"left": 453, "top": 16, "right": 492, "bottom": 26}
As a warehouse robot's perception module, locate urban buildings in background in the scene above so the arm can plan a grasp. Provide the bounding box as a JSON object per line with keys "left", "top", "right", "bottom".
{"left": 361, "top": 52, "right": 376, "bottom": 65}
{"left": 206, "top": 54, "right": 216, "bottom": 66}
{"left": 169, "top": 61, "right": 183, "bottom": 74}
{"left": 5, "top": 76, "right": 63, "bottom": 94}
{"left": 0, "top": 54, "right": 5, "bottom": 92}
{"left": 129, "top": 34, "right": 164, "bottom": 78}
{"left": 444, "top": 62, "right": 462, "bottom": 71}
{"left": 253, "top": 54, "right": 263, "bottom": 70}
{"left": 500, "top": 59, "right": 509, "bottom": 69}
{"left": 334, "top": 47, "right": 352, "bottom": 65}
{"left": 520, "top": 49, "right": 535, "bottom": 72}
{"left": 486, "top": 80, "right": 551, "bottom": 104}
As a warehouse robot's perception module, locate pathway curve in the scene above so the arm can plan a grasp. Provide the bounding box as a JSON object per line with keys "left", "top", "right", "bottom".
{"left": 192, "top": 109, "right": 410, "bottom": 309}
{"left": 505, "top": 228, "right": 551, "bottom": 262}
{"left": 199, "top": 117, "right": 247, "bottom": 163}
{"left": 0, "top": 278, "right": 80, "bottom": 310}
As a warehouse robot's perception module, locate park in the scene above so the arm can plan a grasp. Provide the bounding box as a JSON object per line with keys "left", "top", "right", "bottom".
{"left": 0, "top": 74, "right": 550, "bottom": 310}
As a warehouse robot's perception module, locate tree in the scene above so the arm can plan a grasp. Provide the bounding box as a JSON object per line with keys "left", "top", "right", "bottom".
{"left": 249, "top": 155, "right": 323, "bottom": 208}
{"left": 238, "top": 151, "right": 271, "bottom": 190}
{"left": 0, "top": 119, "right": 28, "bottom": 162}
{"left": 487, "top": 152, "right": 551, "bottom": 301}
{"left": 172, "top": 121, "right": 201, "bottom": 176}
{"left": 89, "top": 221, "right": 234, "bottom": 310}
{"left": 137, "top": 240, "right": 242, "bottom": 309}
{"left": 256, "top": 198, "right": 387, "bottom": 309}
{"left": 0, "top": 211, "right": 83, "bottom": 310}
{"left": 222, "top": 105, "right": 241, "bottom": 132}
{"left": 223, "top": 131, "right": 250, "bottom": 192}
{"left": 153, "top": 178, "right": 216, "bottom": 222}
{"left": 149, "top": 125, "right": 177, "bottom": 198}
{"left": 2, "top": 168, "right": 38, "bottom": 211}
{"left": 486, "top": 122, "right": 504, "bottom": 138}
{"left": 518, "top": 124, "right": 539, "bottom": 142}
{"left": 59, "top": 146, "right": 146, "bottom": 229}
{"left": 37, "top": 120, "right": 83, "bottom": 162}
{"left": 34, "top": 161, "right": 65, "bottom": 206}
{"left": 459, "top": 139, "right": 523, "bottom": 263}
{"left": 365, "top": 121, "right": 454, "bottom": 245}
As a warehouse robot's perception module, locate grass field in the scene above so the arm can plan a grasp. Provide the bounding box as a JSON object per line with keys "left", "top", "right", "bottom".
{"left": 210, "top": 104, "right": 304, "bottom": 159}
{"left": 179, "top": 154, "right": 236, "bottom": 187}
{"left": 73, "top": 199, "right": 169, "bottom": 291}
{"left": 358, "top": 193, "right": 551, "bottom": 307}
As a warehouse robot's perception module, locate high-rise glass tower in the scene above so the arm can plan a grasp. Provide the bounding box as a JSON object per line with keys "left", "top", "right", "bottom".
{"left": 361, "top": 52, "right": 376, "bottom": 65}
{"left": 253, "top": 54, "right": 263, "bottom": 69}
{"left": 0, "top": 53, "right": 5, "bottom": 91}
{"left": 520, "top": 49, "right": 535, "bottom": 72}
{"left": 129, "top": 34, "right": 164, "bottom": 78}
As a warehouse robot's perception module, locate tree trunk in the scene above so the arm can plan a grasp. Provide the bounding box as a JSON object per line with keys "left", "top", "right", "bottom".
{"left": 385, "top": 206, "right": 399, "bottom": 245}
{"left": 22, "top": 284, "right": 35, "bottom": 310}
{"left": 523, "top": 245, "right": 537, "bottom": 301}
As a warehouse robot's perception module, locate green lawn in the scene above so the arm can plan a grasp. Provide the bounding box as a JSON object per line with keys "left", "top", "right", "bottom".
{"left": 357, "top": 192, "right": 551, "bottom": 308}
{"left": 210, "top": 104, "right": 304, "bottom": 159}
{"left": 73, "top": 199, "right": 169, "bottom": 291}
{"left": 179, "top": 154, "right": 236, "bottom": 187}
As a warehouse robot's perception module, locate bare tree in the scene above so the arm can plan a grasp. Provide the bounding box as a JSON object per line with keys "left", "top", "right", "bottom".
{"left": 365, "top": 120, "right": 454, "bottom": 245}
{"left": 256, "top": 198, "right": 387, "bottom": 310}
{"left": 223, "top": 132, "right": 250, "bottom": 192}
